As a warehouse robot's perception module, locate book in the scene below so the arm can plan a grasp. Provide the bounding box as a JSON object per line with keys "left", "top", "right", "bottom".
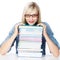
{"left": 17, "top": 26, "right": 43, "bottom": 57}
{"left": 18, "top": 26, "right": 43, "bottom": 42}
{"left": 18, "top": 40, "right": 42, "bottom": 49}
{"left": 18, "top": 51, "right": 42, "bottom": 58}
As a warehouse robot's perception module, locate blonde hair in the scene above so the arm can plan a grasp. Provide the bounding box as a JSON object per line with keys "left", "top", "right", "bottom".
{"left": 21, "top": 2, "right": 41, "bottom": 24}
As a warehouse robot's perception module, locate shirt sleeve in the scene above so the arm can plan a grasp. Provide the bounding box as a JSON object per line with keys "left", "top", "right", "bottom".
{"left": 43, "top": 22, "right": 60, "bottom": 49}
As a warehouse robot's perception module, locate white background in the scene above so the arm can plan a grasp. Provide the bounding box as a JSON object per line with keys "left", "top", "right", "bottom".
{"left": 0, "top": 0, "right": 60, "bottom": 55}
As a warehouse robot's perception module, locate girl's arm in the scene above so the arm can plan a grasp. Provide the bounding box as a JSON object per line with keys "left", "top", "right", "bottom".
{"left": 0, "top": 32, "right": 17, "bottom": 55}
{"left": 37, "top": 23, "right": 59, "bottom": 57}
{"left": 0, "top": 23, "right": 21, "bottom": 55}
{"left": 44, "top": 30, "right": 59, "bottom": 57}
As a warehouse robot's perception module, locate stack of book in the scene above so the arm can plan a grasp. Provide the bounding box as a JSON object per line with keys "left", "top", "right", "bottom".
{"left": 17, "top": 26, "right": 43, "bottom": 58}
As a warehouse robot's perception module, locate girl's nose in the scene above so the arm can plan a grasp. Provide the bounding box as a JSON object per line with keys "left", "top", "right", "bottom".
{"left": 29, "top": 16, "right": 33, "bottom": 19}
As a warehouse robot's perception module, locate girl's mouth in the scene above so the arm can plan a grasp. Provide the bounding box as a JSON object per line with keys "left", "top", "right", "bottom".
{"left": 29, "top": 21, "right": 34, "bottom": 23}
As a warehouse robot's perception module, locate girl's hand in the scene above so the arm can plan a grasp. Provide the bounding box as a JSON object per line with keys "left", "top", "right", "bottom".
{"left": 37, "top": 23, "right": 47, "bottom": 35}
{"left": 14, "top": 22, "right": 24, "bottom": 36}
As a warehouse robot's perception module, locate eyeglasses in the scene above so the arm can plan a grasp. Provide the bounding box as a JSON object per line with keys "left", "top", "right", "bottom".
{"left": 25, "top": 14, "right": 38, "bottom": 18}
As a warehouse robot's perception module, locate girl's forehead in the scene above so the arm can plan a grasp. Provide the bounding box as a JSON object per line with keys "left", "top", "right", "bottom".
{"left": 26, "top": 8, "right": 38, "bottom": 14}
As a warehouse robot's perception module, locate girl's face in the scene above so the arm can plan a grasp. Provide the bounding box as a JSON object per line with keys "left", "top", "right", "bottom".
{"left": 25, "top": 8, "right": 38, "bottom": 25}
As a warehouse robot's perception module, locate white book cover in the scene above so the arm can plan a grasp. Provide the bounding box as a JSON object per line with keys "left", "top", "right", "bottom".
{"left": 18, "top": 51, "right": 42, "bottom": 58}
{"left": 18, "top": 40, "right": 42, "bottom": 49}
{"left": 18, "top": 48, "right": 43, "bottom": 52}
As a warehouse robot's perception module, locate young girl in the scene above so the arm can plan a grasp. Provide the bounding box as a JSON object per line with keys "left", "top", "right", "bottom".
{"left": 0, "top": 2, "right": 59, "bottom": 57}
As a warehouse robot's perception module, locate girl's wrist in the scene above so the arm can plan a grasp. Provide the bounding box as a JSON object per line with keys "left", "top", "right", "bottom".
{"left": 13, "top": 32, "right": 18, "bottom": 37}
{"left": 43, "top": 30, "right": 47, "bottom": 37}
